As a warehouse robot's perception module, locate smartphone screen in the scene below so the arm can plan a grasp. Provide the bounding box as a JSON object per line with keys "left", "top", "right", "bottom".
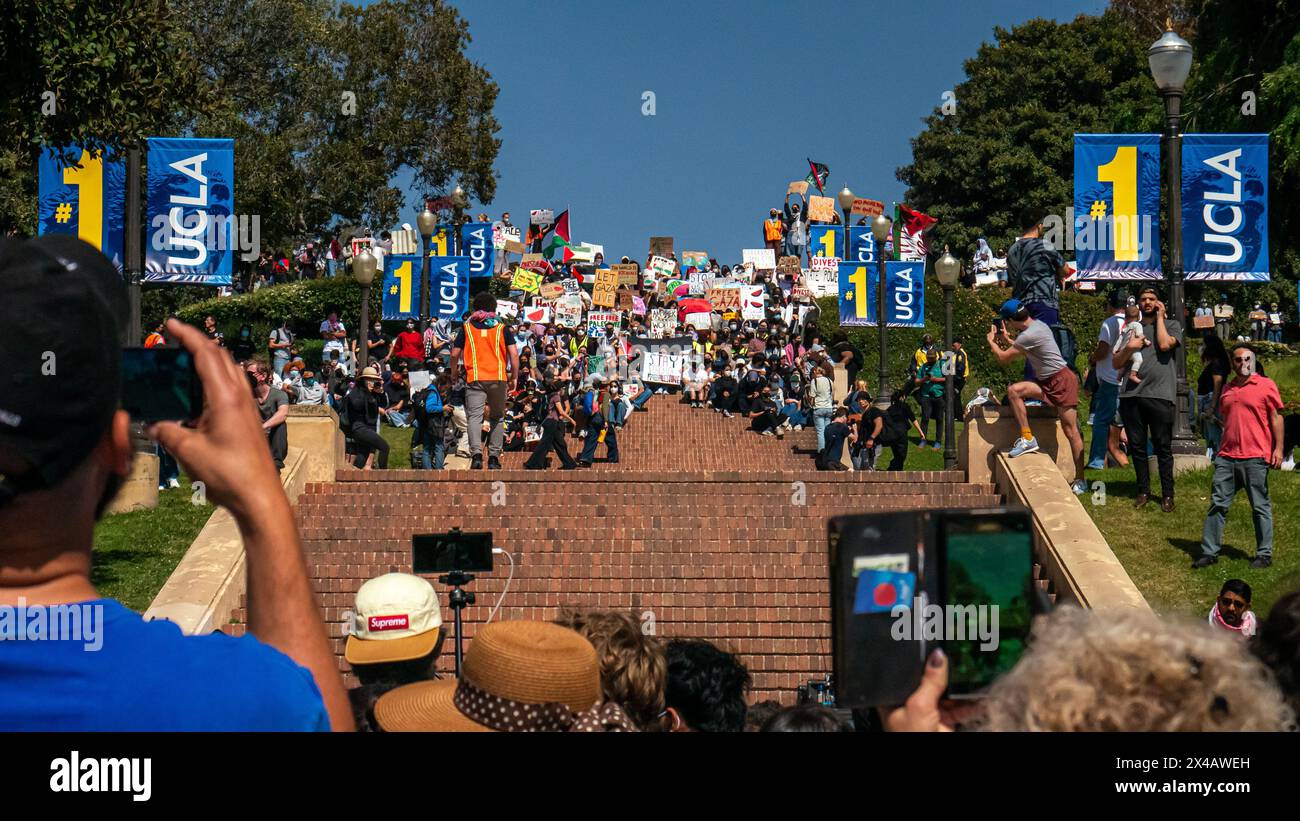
{"left": 939, "top": 513, "right": 1033, "bottom": 696}
{"left": 412, "top": 532, "right": 494, "bottom": 574}
{"left": 121, "top": 347, "right": 202, "bottom": 423}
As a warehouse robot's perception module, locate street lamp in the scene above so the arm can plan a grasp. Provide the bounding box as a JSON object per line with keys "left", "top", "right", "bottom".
{"left": 871, "top": 213, "right": 893, "bottom": 409}
{"left": 417, "top": 207, "right": 437, "bottom": 326}
{"left": 352, "top": 248, "right": 379, "bottom": 371}
{"left": 935, "top": 247, "right": 961, "bottom": 470}
{"left": 451, "top": 185, "right": 467, "bottom": 255}
{"left": 1148, "top": 23, "right": 1199, "bottom": 456}
{"left": 837, "top": 185, "right": 855, "bottom": 263}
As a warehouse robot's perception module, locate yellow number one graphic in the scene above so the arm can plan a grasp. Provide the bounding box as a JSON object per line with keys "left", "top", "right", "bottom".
{"left": 818, "top": 230, "right": 835, "bottom": 258}
{"left": 430, "top": 229, "right": 448, "bottom": 257}
{"left": 394, "top": 261, "right": 413, "bottom": 314}
{"left": 848, "top": 265, "right": 868, "bottom": 320}
{"left": 62, "top": 149, "right": 103, "bottom": 250}
{"left": 1097, "top": 146, "right": 1139, "bottom": 262}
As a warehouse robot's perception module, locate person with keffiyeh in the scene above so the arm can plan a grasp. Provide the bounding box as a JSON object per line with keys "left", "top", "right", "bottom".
{"left": 1208, "top": 580, "right": 1257, "bottom": 639}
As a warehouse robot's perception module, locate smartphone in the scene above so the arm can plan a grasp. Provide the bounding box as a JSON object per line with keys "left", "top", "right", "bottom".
{"left": 938, "top": 511, "right": 1034, "bottom": 697}
{"left": 412, "top": 531, "right": 494, "bottom": 574}
{"left": 121, "top": 347, "right": 203, "bottom": 422}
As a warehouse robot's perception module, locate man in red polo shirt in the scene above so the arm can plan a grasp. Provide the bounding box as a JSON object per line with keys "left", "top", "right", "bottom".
{"left": 1193, "top": 345, "right": 1285, "bottom": 570}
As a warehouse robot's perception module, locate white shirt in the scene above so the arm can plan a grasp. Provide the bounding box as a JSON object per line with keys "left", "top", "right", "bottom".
{"left": 1095, "top": 312, "right": 1126, "bottom": 386}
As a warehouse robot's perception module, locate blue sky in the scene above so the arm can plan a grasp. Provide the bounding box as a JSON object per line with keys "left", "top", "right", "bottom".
{"left": 397, "top": 0, "right": 1108, "bottom": 262}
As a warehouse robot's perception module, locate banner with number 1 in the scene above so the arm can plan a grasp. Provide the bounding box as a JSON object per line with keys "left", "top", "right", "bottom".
{"left": 37, "top": 146, "right": 126, "bottom": 272}
{"left": 382, "top": 254, "right": 423, "bottom": 320}
{"left": 1073, "top": 134, "right": 1162, "bottom": 280}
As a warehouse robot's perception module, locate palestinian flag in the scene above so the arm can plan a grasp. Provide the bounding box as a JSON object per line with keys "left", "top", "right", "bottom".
{"left": 896, "top": 204, "right": 938, "bottom": 261}
{"left": 542, "top": 209, "right": 574, "bottom": 262}
{"left": 805, "top": 159, "right": 830, "bottom": 194}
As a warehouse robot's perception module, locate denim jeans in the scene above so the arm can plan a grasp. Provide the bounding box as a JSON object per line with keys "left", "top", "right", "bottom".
{"left": 416, "top": 433, "right": 446, "bottom": 470}
{"left": 812, "top": 407, "right": 834, "bottom": 451}
{"left": 631, "top": 389, "right": 653, "bottom": 410}
{"left": 156, "top": 444, "right": 179, "bottom": 486}
{"left": 386, "top": 410, "right": 410, "bottom": 428}
{"left": 1087, "top": 380, "right": 1120, "bottom": 468}
{"left": 1199, "top": 456, "right": 1273, "bottom": 558}
{"left": 609, "top": 399, "right": 629, "bottom": 426}
{"left": 1196, "top": 392, "right": 1222, "bottom": 454}
{"left": 1268, "top": 328, "right": 1282, "bottom": 343}
{"left": 781, "top": 402, "right": 806, "bottom": 427}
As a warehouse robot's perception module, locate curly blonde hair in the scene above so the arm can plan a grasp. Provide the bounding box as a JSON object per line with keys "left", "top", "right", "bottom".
{"left": 554, "top": 609, "right": 666, "bottom": 731}
{"left": 977, "top": 606, "right": 1295, "bottom": 732}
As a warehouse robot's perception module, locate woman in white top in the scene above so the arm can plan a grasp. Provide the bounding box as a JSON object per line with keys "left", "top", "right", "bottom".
{"left": 684, "top": 358, "right": 712, "bottom": 408}
{"left": 808, "top": 365, "right": 836, "bottom": 452}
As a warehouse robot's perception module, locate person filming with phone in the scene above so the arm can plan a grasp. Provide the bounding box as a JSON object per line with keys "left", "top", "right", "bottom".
{"left": 0, "top": 236, "right": 350, "bottom": 731}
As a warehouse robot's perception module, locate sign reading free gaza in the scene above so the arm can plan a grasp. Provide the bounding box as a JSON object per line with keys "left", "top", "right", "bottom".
{"left": 145, "top": 137, "right": 234, "bottom": 285}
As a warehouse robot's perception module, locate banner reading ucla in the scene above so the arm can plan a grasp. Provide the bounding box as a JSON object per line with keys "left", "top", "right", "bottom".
{"left": 809, "top": 224, "right": 841, "bottom": 260}
{"left": 1073, "top": 134, "right": 1162, "bottom": 280}
{"left": 847, "top": 225, "right": 876, "bottom": 265}
{"left": 429, "top": 256, "right": 470, "bottom": 320}
{"left": 37, "top": 146, "right": 126, "bottom": 272}
{"left": 838, "top": 260, "right": 924, "bottom": 328}
{"left": 460, "top": 222, "right": 495, "bottom": 279}
{"left": 381, "top": 254, "right": 423, "bottom": 320}
{"left": 145, "top": 137, "right": 235, "bottom": 285}
{"left": 1182, "top": 134, "right": 1269, "bottom": 282}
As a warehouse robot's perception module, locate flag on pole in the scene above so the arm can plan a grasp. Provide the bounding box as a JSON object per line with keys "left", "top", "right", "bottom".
{"left": 896, "top": 204, "right": 938, "bottom": 261}
{"left": 805, "top": 159, "right": 830, "bottom": 194}
{"left": 542, "top": 209, "right": 574, "bottom": 262}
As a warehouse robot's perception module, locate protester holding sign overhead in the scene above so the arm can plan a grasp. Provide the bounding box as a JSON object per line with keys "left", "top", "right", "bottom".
{"left": 783, "top": 194, "right": 809, "bottom": 263}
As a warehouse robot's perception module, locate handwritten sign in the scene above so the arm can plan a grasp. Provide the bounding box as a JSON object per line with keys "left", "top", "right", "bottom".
{"left": 530, "top": 209, "right": 554, "bottom": 225}
{"left": 650, "top": 308, "right": 677, "bottom": 335}
{"left": 851, "top": 198, "right": 885, "bottom": 218}
{"left": 707, "top": 288, "right": 741, "bottom": 311}
{"left": 650, "top": 255, "right": 676, "bottom": 279}
{"left": 804, "top": 267, "right": 837, "bottom": 298}
{"left": 539, "top": 282, "right": 565, "bottom": 300}
{"left": 681, "top": 250, "right": 709, "bottom": 270}
{"left": 810, "top": 255, "right": 840, "bottom": 273}
{"left": 511, "top": 268, "right": 542, "bottom": 293}
{"left": 493, "top": 224, "right": 522, "bottom": 250}
{"left": 650, "top": 236, "right": 674, "bottom": 257}
{"left": 787, "top": 181, "right": 809, "bottom": 197}
{"left": 743, "top": 248, "right": 776, "bottom": 271}
{"left": 613, "top": 263, "right": 640, "bottom": 287}
{"left": 593, "top": 267, "right": 619, "bottom": 307}
{"left": 555, "top": 295, "right": 584, "bottom": 328}
{"left": 495, "top": 299, "right": 519, "bottom": 318}
{"left": 587, "top": 311, "right": 621, "bottom": 337}
{"left": 618, "top": 290, "right": 635, "bottom": 312}
{"left": 504, "top": 240, "right": 527, "bottom": 255}
{"left": 777, "top": 256, "right": 801, "bottom": 277}
{"left": 631, "top": 296, "right": 647, "bottom": 316}
{"left": 808, "top": 195, "right": 835, "bottom": 222}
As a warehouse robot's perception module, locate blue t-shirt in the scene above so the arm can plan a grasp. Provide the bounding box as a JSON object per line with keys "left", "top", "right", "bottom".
{"left": 0, "top": 599, "right": 329, "bottom": 731}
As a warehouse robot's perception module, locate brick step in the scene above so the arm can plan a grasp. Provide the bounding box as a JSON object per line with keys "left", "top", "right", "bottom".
{"left": 326, "top": 470, "right": 971, "bottom": 484}
{"left": 296, "top": 504, "right": 999, "bottom": 522}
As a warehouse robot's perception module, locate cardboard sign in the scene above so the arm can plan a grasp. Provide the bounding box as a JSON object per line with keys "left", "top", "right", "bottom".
{"left": 649, "top": 236, "right": 674, "bottom": 257}
{"left": 592, "top": 267, "right": 619, "bottom": 307}
{"left": 777, "top": 256, "right": 801, "bottom": 276}
{"left": 495, "top": 299, "right": 519, "bottom": 318}
{"left": 613, "top": 263, "right": 640, "bottom": 287}
{"left": 850, "top": 198, "right": 885, "bottom": 218}
{"left": 793, "top": 286, "right": 814, "bottom": 301}
{"left": 504, "top": 240, "right": 527, "bottom": 255}
{"left": 707, "top": 288, "right": 741, "bottom": 311}
{"left": 539, "top": 282, "right": 565, "bottom": 300}
{"left": 555, "top": 295, "right": 584, "bottom": 328}
{"left": 743, "top": 248, "right": 776, "bottom": 271}
{"left": 1193, "top": 314, "right": 1216, "bottom": 330}
{"left": 649, "top": 255, "right": 676, "bottom": 278}
{"left": 530, "top": 209, "right": 554, "bottom": 225}
{"left": 681, "top": 250, "right": 709, "bottom": 271}
{"left": 810, "top": 255, "right": 840, "bottom": 273}
{"left": 521, "top": 305, "right": 551, "bottom": 325}
{"left": 618, "top": 290, "right": 635, "bottom": 312}
{"left": 808, "top": 195, "right": 835, "bottom": 222}
{"left": 787, "top": 181, "right": 809, "bottom": 197}
{"left": 650, "top": 308, "right": 677, "bottom": 336}
{"left": 511, "top": 268, "right": 542, "bottom": 293}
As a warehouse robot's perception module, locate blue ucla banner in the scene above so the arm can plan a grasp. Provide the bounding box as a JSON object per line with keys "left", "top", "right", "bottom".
{"left": 838, "top": 260, "right": 924, "bottom": 328}
{"left": 809, "top": 224, "right": 841, "bottom": 259}
{"left": 460, "top": 222, "right": 495, "bottom": 279}
{"left": 429, "top": 255, "right": 470, "bottom": 320}
{"left": 425, "top": 224, "right": 455, "bottom": 257}
{"left": 381, "top": 254, "right": 423, "bottom": 320}
{"left": 145, "top": 137, "right": 235, "bottom": 285}
{"left": 848, "top": 226, "right": 876, "bottom": 265}
{"left": 1182, "top": 134, "right": 1269, "bottom": 282}
{"left": 1073, "top": 134, "right": 1162, "bottom": 280}
{"left": 37, "top": 146, "right": 126, "bottom": 272}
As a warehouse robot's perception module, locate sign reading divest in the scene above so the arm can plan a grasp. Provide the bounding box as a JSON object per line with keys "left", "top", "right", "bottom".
{"left": 145, "top": 137, "right": 235, "bottom": 285}
{"left": 381, "top": 254, "right": 423, "bottom": 320}
{"left": 37, "top": 146, "right": 126, "bottom": 271}
{"left": 838, "top": 260, "right": 924, "bottom": 328}
{"left": 460, "top": 222, "right": 495, "bottom": 279}
{"left": 1181, "top": 133, "right": 1269, "bottom": 281}
{"left": 428, "top": 255, "right": 470, "bottom": 320}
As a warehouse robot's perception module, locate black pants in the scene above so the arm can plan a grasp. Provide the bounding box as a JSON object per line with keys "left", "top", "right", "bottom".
{"left": 712, "top": 391, "right": 736, "bottom": 412}
{"left": 525, "top": 418, "right": 577, "bottom": 469}
{"left": 267, "top": 423, "right": 288, "bottom": 470}
{"left": 882, "top": 439, "right": 909, "bottom": 471}
{"left": 350, "top": 423, "right": 389, "bottom": 469}
{"left": 751, "top": 410, "right": 781, "bottom": 434}
{"left": 1120, "top": 397, "right": 1174, "bottom": 499}
{"left": 919, "top": 395, "right": 944, "bottom": 445}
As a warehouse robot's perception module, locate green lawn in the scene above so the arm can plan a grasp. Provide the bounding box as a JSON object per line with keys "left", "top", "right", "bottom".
{"left": 91, "top": 476, "right": 215, "bottom": 612}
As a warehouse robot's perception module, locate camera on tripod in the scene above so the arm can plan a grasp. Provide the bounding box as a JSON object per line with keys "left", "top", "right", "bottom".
{"left": 412, "top": 529, "right": 494, "bottom": 677}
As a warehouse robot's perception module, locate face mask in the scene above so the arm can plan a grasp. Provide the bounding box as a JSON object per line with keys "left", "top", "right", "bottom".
{"left": 1236, "top": 354, "right": 1255, "bottom": 377}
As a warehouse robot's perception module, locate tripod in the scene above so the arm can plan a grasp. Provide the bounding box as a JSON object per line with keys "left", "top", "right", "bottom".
{"left": 438, "top": 570, "right": 476, "bottom": 677}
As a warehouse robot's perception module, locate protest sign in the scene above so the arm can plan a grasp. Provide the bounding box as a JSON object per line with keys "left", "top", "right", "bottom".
{"left": 561, "top": 277, "right": 581, "bottom": 295}
{"left": 787, "top": 181, "right": 809, "bottom": 197}
{"left": 707, "top": 287, "right": 740, "bottom": 311}
{"left": 810, "top": 255, "right": 840, "bottom": 273}
{"left": 555, "top": 295, "right": 584, "bottom": 328}
{"left": 592, "top": 267, "right": 619, "bottom": 307}
{"left": 850, "top": 198, "right": 885, "bottom": 218}
{"left": 618, "top": 290, "right": 635, "bottom": 312}
{"left": 492, "top": 223, "right": 522, "bottom": 250}
{"left": 649, "top": 236, "right": 674, "bottom": 257}
{"left": 808, "top": 195, "right": 835, "bottom": 222}
{"left": 539, "top": 282, "right": 565, "bottom": 300}
{"left": 777, "top": 256, "right": 801, "bottom": 277}
{"left": 504, "top": 240, "right": 527, "bottom": 254}
{"left": 521, "top": 305, "right": 551, "bottom": 325}
{"left": 530, "top": 209, "right": 554, "bottom": 225}
{"left": 743, "top": 248, "right": 776, "bottom": 271}
{"left": 495, "top": 299, "right": 519, "bottom": 318}
{"left": 741, "top": 286, "right": 766, "bottom": 321}
{"left": 587, "top": 311, "right": 620, "bottom": 337}
{"left": 804, "top": 266, "right": 837, "bottom": 298}
{"left": 408, "top": 370, "right": 432, "bottom": 395}
{"left": 511, "top": 268, "right": 542, "bottom": 293}
{"left": 650, "top": 255, "right": 676, "bottom": 278}
{"left": 664, "top": 278, "right": 686, "bottom": 295}
{"left": 631, "top": 296, "right": 647, "bottom": 316}
{"left": 650, "top": 308, "right": 677, "bottom": 335}
{"left": 681, "top": 250, "right": 709, "bottom": 270}
{"left": 630, "top": 336, "right": 692, "bottom": 385}
{"left": 688, "top": 271, "right": 709, "bottom": 295}
{"left": 613, "top": 263, "right": 640, "bottom": 286}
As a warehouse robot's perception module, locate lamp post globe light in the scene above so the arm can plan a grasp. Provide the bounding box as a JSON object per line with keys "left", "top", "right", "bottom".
{"left": 871, "top": 214, "right": 893, "bottom": 408}
{"left": 352, "top": 248, "right": 379, "bottom": 371}
{"left": 935, "top": 247, "right": 962, "bottom": 470}
{"left": 837, "top": 186, "right": 855, "bottom": 265}
{"left": 451, "top": 185, "right": 467, "bottom": 255}
{"left": 417, "top": 208, "right": 437, "bottom": 325}
{"left": 1148, "top": 24, "right": 1199, "bottom": 456}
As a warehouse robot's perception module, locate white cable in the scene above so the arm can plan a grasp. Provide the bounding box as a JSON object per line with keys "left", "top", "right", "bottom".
{"left": 484, "top": 548, "right": 514, "bottom": 625}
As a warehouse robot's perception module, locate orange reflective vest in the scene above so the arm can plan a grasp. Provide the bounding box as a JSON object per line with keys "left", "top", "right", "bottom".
{"left": 763, "top": 218, "right": 783, "bottom": 242}
{"left": 463, "top": 323, "right": 508, "bottom": 382}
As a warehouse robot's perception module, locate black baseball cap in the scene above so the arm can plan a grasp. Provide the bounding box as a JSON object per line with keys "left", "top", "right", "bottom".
{"left": 0, "top": 235, "right": 128, "bottom": 493}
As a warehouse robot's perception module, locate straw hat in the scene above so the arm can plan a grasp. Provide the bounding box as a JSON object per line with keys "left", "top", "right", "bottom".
{"left": 359, "top": 366, "right": 382, "bottom": 382}
{"left": 375, "top": 621, "right": 603, "bottom": 732}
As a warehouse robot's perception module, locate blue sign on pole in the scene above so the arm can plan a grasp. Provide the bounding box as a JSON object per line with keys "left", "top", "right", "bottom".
{"left": 37, "top": 146, "right": 126, "bottom": 272}
{"left": 838, "top": 260, "right": 924, "bottom": 328}
{"left": 460, "top": 222, "right": 495, "bottom": 279}
{"left": 1182, "top": 134, "right": 1269, "bottom": 282}
{"left": 381, "top": 254, "right": 423, "bottom": 320}
{"left": 809, "top": 224, "right": 841, "bottom": 259}
{"left": 848, "top": 226, "right": 876, "bottom": 265}
{"left": 429, "top": 255, "right": 470, "bottom": 320}
{"left": 1073, "top": 134, "right": 1162, "bottom": 280}
{"left": 145, "top": 137, "right": 235, "bottom": 285}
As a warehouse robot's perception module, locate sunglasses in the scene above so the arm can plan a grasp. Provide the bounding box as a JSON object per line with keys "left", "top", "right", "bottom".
{"left": 1219, "top": 596, "right": 1248, "bottom": 610}
{"left": 1232, "top": 357, "right": 1252, "bottom": 363}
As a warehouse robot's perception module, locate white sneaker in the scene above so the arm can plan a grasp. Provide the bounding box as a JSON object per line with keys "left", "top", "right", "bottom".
{"left": 1283, "top": 458, "right": 1296, "bottom": 472}
{"left": 1206, "top": 447, "right": 1214, "bottom": 459}
{"left": 1071, "top": 479, "right": 1088, "bottom": 495}
{"left": 168, "top": 478, "right": 180, "bottom": 489}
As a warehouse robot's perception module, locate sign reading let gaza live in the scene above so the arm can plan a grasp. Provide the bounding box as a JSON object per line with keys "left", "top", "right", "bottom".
{"left": 1073, "top": 134, "right": 1162, "bottom": 280}
{"left": 1182, "top": 134, "right": 1269, "bottom": 282}
{"left": 145, "top": 137, "right": 235, "bottom": 285}
{"left": 838, "top": 260, "right": 924, "bottom": 328}
{"left": 37, "top": 146, "right": 127, "bottom": 271}
{"left": 460, "top": 222, "right": 495, "bottom": 279}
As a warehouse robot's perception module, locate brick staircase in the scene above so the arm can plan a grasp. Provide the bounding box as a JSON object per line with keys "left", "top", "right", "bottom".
{"left": 226, "top": 398, "right": 1004, "bottom": 702}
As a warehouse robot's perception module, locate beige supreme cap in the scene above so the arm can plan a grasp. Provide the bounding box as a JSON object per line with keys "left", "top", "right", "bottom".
{"left": 345, "top": 573, "right": 443, "bottom": 666}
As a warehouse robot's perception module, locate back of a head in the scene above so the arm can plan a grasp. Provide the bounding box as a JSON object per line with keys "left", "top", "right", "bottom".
{"left": 1252, "top": 591, "right": 1300, "bottom": 718}
{"left": 554, "top": 609, "right": 666, "bottom": 730}
{"left": 472, "top": 291, "right": 497, "bottom": 314}
{"left": 760, "top": 704, "right": 845, "bottom": 733}
{"left": 979, "top": 606, "right": 1294, "bottom": 731}
{"left": 1020, "top": 206, "right": 1049, "bottom": 234}
{"left": 664, "top": 638, "right": 751, "bottom": 732}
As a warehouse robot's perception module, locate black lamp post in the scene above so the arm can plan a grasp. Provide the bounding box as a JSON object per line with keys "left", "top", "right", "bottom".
{"left": 352, "top": 248, "right": 378, "bottom": 371}
{"left": 451, "top": 185, "right": 467, "bottom": 256}
{"left": 935, "top": 247, "right": 961, "bottom": 470}
{"left": 417, "top": 208, "right": 437, "bottom": 326}
{"left": 1148, "top": 24, "right": 1199, "bottom": 455}
{"left": 871, "top": 214, "right": 893, "bottom": 409}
